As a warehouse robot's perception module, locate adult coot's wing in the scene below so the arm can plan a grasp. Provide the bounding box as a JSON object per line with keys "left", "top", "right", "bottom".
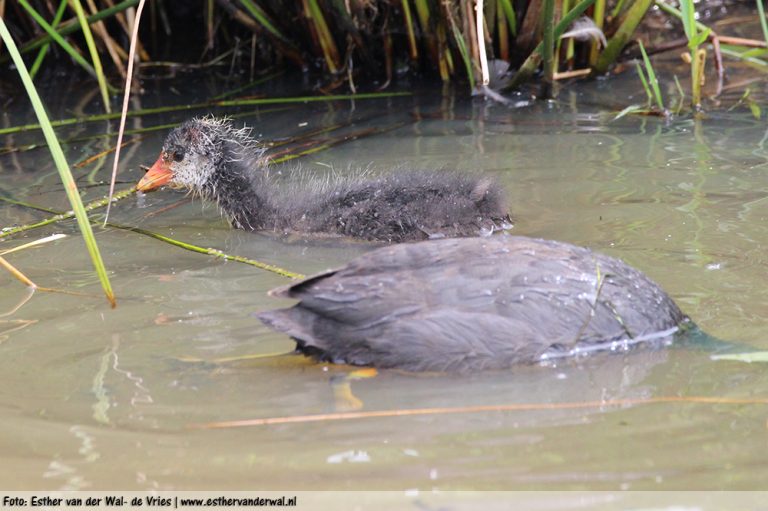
{"left": 257, "top": 237, "right": 688, "bottom": 371}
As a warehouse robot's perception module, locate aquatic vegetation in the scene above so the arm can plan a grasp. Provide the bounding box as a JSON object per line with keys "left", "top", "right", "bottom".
{"left": 0, "top": 16, "right": 115, "bottom": 307}
{"left": 2, "top": 0, "right": 767, "bottom": 103}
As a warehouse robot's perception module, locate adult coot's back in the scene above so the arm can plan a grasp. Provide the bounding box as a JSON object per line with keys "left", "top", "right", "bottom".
{"left": 257, "top": 236, "right": 690, "bottom": 372}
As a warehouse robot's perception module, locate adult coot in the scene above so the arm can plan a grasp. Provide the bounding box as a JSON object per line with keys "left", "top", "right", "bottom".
{"left": 257, "top": 236, "right": 691, "bottom": 372}
{"left": 137, "top": 117, "right": 511, "bottom": 242}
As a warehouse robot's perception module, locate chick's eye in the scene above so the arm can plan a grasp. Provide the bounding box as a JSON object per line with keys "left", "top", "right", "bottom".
{"left": 172, "top": 151, "right": 185, "bottom": 162}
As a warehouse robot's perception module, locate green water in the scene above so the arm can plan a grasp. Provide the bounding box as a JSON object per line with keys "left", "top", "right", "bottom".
{"left": 1, "top": 72, "right": 768, "bottom": 492}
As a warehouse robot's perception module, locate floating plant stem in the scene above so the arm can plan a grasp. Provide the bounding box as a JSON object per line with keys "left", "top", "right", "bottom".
{"left": 112, "top": 226, "right": 305, "bottom": 279}
{"left": 0, "top": 188, "right": 137, "bottom": 240}
{"left": 1, "top": 196, "right": 303, "bottom": 280}
{"left": 0, "top": 92, "right": 411, "bottom": 136}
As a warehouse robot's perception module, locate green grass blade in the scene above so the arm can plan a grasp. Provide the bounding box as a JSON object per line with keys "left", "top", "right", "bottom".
{"left": 305, "top": 0, "right": 340, "bottom": 73}
{"left": 756, "top": 0, "right": 768, "bottom": 47}
{"left": 673, "top": 74, "right": 686, "bottom": 114}
{"left": 400, "top": 0, "right": 419, "bottom": 59}
{"left": 29, "top": 0, "right": 68, "bottom": 78}
{"left": 446, "top": 8, "right": 475, "bottom": 90}
{"left": 638, "top": 40, "right": 664, "bottom": 110}
{"left": 611, "top": 0, "right": 628, "bottom": 17}
{"left": 504, "top": 0, "right": 595, "bottom": 90}
{"left": 635, "top": 61, "right": 652, "bottom": 104}
{"left": 238, "top": 0, "right": 287, "bottom": 42}
{"left": 589, "top": 0, "right": 605, "bottom": 65}
{"left": 594, "top": 0, "right": 653, "bottom": 74}
{"left": 613, "top": 104, "right": 648, "bottom": 120}
{"left": 13, "top": 0, "right": 139, "bottom": 57}
{"left": 541, "top": 0, "right": 555, "bottom": 90}
{"left": 0, "top": 17, "right": 115, "bottom": 307}
{"left": 654, "top": 1, "right": 708, "bottom": 33}
{"left": 679, "top": 0, "right": 696, "bottom": 41}
{"left": 719, "top": 46, "right": 768, "bottom": 67}
{"left": 69, "top": 0, "right": 112, "bottom": 112}
{"left": 16, "top": 0, "right": 100, "bottom": 79}
{"left": 498, "top": 0, "right": 517, "bottom": 36}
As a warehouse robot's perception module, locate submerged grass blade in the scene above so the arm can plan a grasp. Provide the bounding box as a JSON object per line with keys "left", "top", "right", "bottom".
{"left": 0, "top": 17, "right": 115, "bottom": 306}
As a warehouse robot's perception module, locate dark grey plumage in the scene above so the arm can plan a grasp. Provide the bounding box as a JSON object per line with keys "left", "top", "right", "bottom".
{"left": 257, "top": 236, "right": 690, "bottom": 372}
{"left": 145, "top": 117, "right": 511, "bottom": 242}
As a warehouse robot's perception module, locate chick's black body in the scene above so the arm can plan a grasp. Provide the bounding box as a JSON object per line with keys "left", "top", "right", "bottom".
{"left": 148, "top": 117, "right": 511, "bottom": 242}
{"left": 258, "top": 236, "right": 690, "bottom": 372}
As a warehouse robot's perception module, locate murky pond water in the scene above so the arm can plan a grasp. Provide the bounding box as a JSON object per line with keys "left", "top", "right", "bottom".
{"left": 2, "top": 67, "right": 768, "bottom": 493}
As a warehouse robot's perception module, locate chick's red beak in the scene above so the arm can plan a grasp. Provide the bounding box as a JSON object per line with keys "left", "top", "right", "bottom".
{"left": 137, "top": 154, "right": 173, "bottom": 192}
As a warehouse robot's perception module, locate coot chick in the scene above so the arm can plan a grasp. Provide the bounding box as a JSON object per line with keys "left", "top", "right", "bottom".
{"left": 257, "top": 236, "right": 691, "bottom": 372}
{"left": 137, "top": 117, "right": 511, "bottom": 242}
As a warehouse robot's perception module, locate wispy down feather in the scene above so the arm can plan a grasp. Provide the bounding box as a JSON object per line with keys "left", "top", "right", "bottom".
{"left": 560, "top": 17, "right": 607, "bottom": 48}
